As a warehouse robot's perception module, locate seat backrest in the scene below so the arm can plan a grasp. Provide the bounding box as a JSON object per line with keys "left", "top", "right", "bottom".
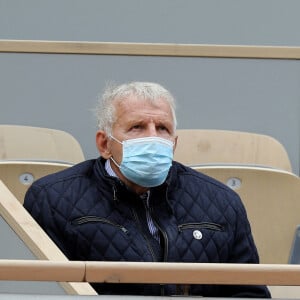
{"left": 0, "top": 125, "right": 85, "bottom": 164}
{"left": 0, "top": 160, "right": 72, "bottom": 204}
{"left": 0, "top": 180, "right": 97, "bottom": 295}
{"left": 193, "top": 165, "right": 300, "bottom": 264}
{"left": 174, "top": 129, "right": 292, "bottom": 172}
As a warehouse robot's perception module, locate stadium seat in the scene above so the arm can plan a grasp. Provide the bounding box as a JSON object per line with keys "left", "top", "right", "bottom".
{"left": 0, "top": 160, "right": 72, "bottom": 204}
{"left": 193, "top": 165, "right": 300, "bottom": 264}
{"left": 0, "top": 124, "right": 85, "bottom": 164}
{"left": 175, "top": 129, "right": 292, "bottom": 172}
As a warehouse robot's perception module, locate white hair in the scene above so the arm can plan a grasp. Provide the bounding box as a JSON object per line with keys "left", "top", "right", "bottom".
{"left": 95, "top": 82, "right": 177, "bottom": 135}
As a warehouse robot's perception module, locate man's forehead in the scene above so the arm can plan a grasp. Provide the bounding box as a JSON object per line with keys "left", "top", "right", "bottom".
{"left": 115, "top": 96, "right": 170, "bottom": 110}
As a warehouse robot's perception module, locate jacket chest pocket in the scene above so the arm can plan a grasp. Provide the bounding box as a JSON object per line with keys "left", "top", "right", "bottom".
{"left": 72, "top": 216, "right": 129, "bottom": 233}
{"left": 70, "top": 216, "right": 131, "bottom": 260}
{"left": 176, "top": 222, "right": 228, "bottom": 262}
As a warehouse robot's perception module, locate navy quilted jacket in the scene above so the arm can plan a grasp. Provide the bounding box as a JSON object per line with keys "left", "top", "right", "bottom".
{"left": 24, "top": 157, "right": 270, "bottom": 297}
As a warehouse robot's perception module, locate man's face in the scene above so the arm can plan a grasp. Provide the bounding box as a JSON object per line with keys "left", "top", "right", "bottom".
{"left": 97, "top": 95, "right": 176, "bottom": 192}
{"left": 109, "top": 95, "right": 176, "bottom": 166}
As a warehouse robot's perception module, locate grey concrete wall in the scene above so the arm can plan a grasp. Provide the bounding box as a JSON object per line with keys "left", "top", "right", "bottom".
{"left": 1, "top": 0, "right": 300, "bottom": 173}
{"left": 1, "top": 0, "right": 300, "bottom": 46}
{"left": 0, "top": 53, "right": 299, "bottom": 173}
{"left": 0, "top": 0, "right": 299, "bottom": 173}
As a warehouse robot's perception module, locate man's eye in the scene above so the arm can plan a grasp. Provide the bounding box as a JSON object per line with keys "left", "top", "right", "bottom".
{"left": 158, "top": 126, "right": 168, "bottom": 131}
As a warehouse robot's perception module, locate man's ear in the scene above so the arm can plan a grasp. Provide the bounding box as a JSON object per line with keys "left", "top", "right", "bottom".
{"left": 96, "top": 130, "right": 112, "bottom": 159}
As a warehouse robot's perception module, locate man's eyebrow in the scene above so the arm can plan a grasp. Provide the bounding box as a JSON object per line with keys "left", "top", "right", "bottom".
{"left": 127, "top": 119, "right": 145, "bottom": 124}
{"left": 157, "top": 119, "right": 172, "bottom": 126}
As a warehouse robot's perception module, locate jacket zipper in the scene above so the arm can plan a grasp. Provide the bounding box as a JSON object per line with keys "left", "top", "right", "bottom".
{"left": 131, "top": 208, "right": 157, "bottom": 262}
{"left": 71, "top": 216, "right": 128, "bottom": 234}
{"left": 149, "top": 206, "right": 168, "bottom": 262}
{"left": 178, "top": 222, "right": 224, "bottom": 232}
{"left": 148, "top": 188, "right": 169, "bottom": 297}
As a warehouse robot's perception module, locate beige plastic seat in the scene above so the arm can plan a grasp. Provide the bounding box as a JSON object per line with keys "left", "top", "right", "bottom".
{"left": 0, "top": 160, "right": 72, "bottom": 204}
{"left": 193, "top": 166, "right": 300, "bottom": 298}
{"left": 0, "top": 124, "right": 85, "bottom": 163}
{"left": 193, "top": 165, "right": 300, "bottom": 264}
{"left": 0, "top": 125, "right": 85, "bottom": 203}
{"left": 0, "top": 180, "right": 97, "bottom": 295}
{"left": 174, "top": 129, "right": 292, "bottom": 172}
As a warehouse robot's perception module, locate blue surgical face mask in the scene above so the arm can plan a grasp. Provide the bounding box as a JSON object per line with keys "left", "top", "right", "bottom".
{"left": 110, "top": 136, "right": 174, "bottom": 187}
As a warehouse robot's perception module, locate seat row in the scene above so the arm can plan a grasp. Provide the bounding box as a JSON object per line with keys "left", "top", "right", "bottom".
{"left": 0, "top": 125, "right": 294, "bottom": 202}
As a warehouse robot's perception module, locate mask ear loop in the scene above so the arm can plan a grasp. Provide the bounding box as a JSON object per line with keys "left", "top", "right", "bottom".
{"left": 108, "top": 135, "right": 123, "bottom": 168}
{"left": 109, "top": 135, "right": 122, "bottom": 144}
{"left": 110, "top": 156, "right": 121, "bottom": 168}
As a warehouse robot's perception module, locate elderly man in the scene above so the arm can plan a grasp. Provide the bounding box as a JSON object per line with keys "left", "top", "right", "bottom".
{"left": 24, "top": 82, "right": 270, "bottom": 297}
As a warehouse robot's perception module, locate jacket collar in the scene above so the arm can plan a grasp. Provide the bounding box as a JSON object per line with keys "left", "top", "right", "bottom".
{"left": 93, "top": 156, "right": 176, "bottom": 209}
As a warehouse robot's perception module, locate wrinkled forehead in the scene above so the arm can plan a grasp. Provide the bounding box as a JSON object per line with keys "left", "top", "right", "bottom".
{"left": 115, "top": 95, "right": 173, "bottom": 116}
{"left": 112, "top": 92, "right": 177, "bottom": 129}
{"left": 114, "top": 91, "right": 165, "bottom": 104}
